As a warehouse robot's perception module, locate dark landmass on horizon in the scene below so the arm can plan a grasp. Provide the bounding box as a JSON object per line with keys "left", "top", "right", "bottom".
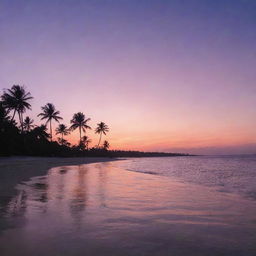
{"left": 0, "top": 148, "right": 190, "bottom": 158}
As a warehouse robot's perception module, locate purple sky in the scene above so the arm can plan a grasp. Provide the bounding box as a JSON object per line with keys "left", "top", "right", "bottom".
{"left": 1, "top": 0, "right": 256, "bottom": 154}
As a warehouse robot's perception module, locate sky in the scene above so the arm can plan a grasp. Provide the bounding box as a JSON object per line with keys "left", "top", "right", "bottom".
{"left": 1, "top": 0, "right": 256, "bottom": 154}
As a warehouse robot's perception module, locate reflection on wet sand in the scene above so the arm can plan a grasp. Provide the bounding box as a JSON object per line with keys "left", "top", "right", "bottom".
{"left": 1, "top": 161, "right": 256, "bottom": 256}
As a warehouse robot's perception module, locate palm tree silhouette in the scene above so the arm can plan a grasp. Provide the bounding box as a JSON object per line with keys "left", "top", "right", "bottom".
{"left": 95, "top": 122, "right": 109, "bottom": 148}
{"left": 0, "top": 101, "right": 10, "bottom": 122}
{"left": 31, "top": 125, "right": 50, "bottom": 140}
{"left": 23, "top": 116, "right": 34, "bottom": 132}
{"left": 57, "top": 137, "right": 71, "bottom": 147}
{"left": 70, "top": 112, "right": 91, "bottom": 145}
{"left": 81, "top": 135, "right": 91, "bottom": 150}
{"left": 55, "top": 124, "right": 70, "bottom": 145}
{"left": 103, "top": 140, "right": 110, "bottom": 150}
{"left": 1, "top": 85, "right": 33, "bottom": 132}
{"left": 38, "top": 103, "right": 62, "bottom": 141}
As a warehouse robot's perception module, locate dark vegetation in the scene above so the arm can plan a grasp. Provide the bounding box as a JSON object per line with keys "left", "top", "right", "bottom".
{"left": 0, "top": 85, "right": 189, "bottom": 157}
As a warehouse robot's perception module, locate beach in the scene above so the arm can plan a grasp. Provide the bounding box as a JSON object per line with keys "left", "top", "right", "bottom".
{"left": 0, "top": 157, "right": 116, "bottom": 213}
{"left": 1, "top": 156, "right": 256, "bottom": 256}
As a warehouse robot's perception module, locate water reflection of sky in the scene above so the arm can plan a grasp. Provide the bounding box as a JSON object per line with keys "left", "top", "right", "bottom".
{"left": 1, "top": 161, "right": 256, "bottom": 256}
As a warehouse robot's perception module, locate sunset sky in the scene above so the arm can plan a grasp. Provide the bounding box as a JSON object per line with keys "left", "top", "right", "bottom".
{"left": 1, "top": 0, "right": 256, "bottom": 154}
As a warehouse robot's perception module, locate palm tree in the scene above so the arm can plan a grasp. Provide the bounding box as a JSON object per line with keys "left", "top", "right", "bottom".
{"left": 95, "top": 122, "right": 109, "bottom": 148}
{"left": 0, "top": 101, "right": 10, "bottom": 123}
{"left": 0, "top": 101, "right": 10, "bottom": 133}
{"left": 31, "top": 125, "right": 50, "bottom": 140}
{"left": 81, "top": 135, "right": 91, "bottom": 150}
{"left": 57, "top": 137, "right": 71, "bottom": 147}
{"left": 70, "top": 112, "right": 91, "bottom": 145}
{"left": 23, "top": 116, "right": 34, "bottom": 132}
{"left": 55, "top": 124, "right": 70, "bottom": 145}
{"left": 38, "top": 103, "right": 62, "bottom": 141}
{"left": 103, "top": 140, "right": 110, "bottom": 150}
{"left": 1, "top": 85, "right": 33, "bottom": 132}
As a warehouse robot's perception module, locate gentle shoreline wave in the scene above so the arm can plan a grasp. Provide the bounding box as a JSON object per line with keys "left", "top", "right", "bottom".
{"left": 114, "top": 156, "right": 256, "bottom": 200}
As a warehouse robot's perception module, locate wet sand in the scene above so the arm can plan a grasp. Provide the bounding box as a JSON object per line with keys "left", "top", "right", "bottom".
{"left": 1, "top": 160, "right": 256, "bottom": 256}
{"left": 0, "top": 157, "right": 116, "bottom": 211}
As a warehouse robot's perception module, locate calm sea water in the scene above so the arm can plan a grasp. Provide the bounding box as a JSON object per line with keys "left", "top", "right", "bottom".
{"left": 115, "top": 155, "right": 256, "bottom": 200}
{"left": 0, "top": 156, "right": 256, "bottom": 256}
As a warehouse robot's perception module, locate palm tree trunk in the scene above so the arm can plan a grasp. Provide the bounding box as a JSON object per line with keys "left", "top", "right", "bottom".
{"left": 11, "top": 109, "right": 16, "bottom": 121}
{"left": 20, "top": 112, "right": 24, "bottom": 133}
{"left": 50, "top": 120, "right": 52, "bottom": 141}
{"left": 79, "top": 126, "right": 81, "bottom": 144}
{"left": 18, "top": 111, "right": 23, "bottom": 133}
{"left": 18, "top": 112, "right": 21, "bottom": 128}
{"left": 97, "top": 132, "right": 102, "bottom": 148}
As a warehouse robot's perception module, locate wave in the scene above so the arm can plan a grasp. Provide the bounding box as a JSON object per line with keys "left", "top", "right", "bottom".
{"left": 115, "top": 156, "right": 256, "bottom": 201}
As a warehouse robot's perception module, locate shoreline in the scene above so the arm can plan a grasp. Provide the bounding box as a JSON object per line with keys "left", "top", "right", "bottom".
{"left": 1, "top": 160, "right": 256, "bottom": 255}
{"left": 0, "top": 156, "right": 118, "bottom": 212}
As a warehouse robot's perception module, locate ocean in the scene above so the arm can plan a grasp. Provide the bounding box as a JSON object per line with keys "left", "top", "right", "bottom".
{"left": 114, "top": 155, "right": 256, "bottom": 200}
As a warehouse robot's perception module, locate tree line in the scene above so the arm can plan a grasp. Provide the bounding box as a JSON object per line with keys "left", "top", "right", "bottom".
{"left": 0, "top": 85, "right": 110, "bottom": 156}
